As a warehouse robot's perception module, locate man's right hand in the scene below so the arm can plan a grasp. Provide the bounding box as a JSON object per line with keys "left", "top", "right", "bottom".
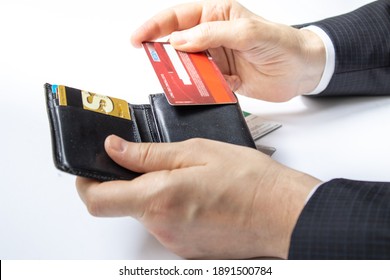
{"left": 131, "top": 0, "right": 326, "bottom": 102}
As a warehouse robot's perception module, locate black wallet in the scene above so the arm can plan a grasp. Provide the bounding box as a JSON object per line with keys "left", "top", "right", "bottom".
{"left": 45, "top": 83, "right": 256, "bottom": 181}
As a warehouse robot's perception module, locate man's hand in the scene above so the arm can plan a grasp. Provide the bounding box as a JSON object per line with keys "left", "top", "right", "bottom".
{"left": 131, "top": 0, "right": 326, "bottom": 101}
{"left": 76, "top": 135, "right": 320, "bottom": 259}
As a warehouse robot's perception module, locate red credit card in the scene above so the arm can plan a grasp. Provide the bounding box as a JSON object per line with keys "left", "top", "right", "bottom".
{"left": 142, "top": 42, "right": 237, "bottom": 105}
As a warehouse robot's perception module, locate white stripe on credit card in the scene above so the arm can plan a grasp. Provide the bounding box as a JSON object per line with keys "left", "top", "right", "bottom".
{"left": 163, "top": 44, "right": 192, "bottom": 85}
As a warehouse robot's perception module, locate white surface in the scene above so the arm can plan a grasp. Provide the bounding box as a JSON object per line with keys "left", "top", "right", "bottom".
{"left": 0, "top": 0, "right": 381, "bottom": 259}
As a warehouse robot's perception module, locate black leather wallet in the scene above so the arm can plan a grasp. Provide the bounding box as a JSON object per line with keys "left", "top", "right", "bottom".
{"left": 45, "top": 83, "right": 256, "bottom": 181}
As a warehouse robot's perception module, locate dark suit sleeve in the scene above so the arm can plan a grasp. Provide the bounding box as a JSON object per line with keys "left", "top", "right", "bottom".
{"left": 288, "top": 1, "right": 390, "bottom": 260}
{"left": 288, "top": 179, "right": 390, "bottom": 259}
{"left": 301, "top": 0, "right": 390, "bottom": 96}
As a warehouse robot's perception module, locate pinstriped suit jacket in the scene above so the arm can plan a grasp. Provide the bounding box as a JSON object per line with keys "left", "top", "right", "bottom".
{"left": 289, "top": 0, "right": 390, "bottom": 259}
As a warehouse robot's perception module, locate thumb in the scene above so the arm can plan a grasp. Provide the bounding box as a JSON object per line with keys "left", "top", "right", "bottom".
{"left": 104, "top": 135, "right": 207, "bottom": 173}
{"left": 169, "top": 20, "right": 251, "bottom": 52}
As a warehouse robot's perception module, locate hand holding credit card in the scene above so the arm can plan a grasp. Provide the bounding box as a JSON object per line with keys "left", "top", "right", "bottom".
{"left": 44, "top": 40, "right": 279, "bottom": 181}
{"left": 143, "top": 42, "right": 237, "bottom": 105}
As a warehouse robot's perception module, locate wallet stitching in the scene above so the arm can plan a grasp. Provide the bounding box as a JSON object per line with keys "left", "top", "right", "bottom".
{"left": 132, "top": 104, "right": 156, "bottom": 142}
{"left": 129, "top": 108, "right": 142, "bottom": 143}
{"left": 58, "top": 159, "right": 133, "bottom": 181}
{"left": 149, "top": 95, "right": 166, "bottom": 142}
{"left": 45, "top": 84, "right": 65, "bottom": 166}
{"left": 144, "top": 106, "right": 158, "bottom": 142}
{"left": 68, "top": 167, "right": 119, "bottom": 181}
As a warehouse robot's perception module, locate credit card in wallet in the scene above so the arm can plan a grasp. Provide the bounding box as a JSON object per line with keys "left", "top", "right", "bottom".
{"left": 143, "top": 42, "right": 237, "bottom": 106}
{"left": 53, "top": 85, "right": 131, "bottom": 120}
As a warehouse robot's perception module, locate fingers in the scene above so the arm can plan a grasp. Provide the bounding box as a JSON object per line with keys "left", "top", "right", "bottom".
{"left": 76, "top": 160, "right": 203, "bottom": 218}
{"left": 168, "top": 19, "right": 256, "bottom": 52}
{"left": 77, "top": 136, "right": 242, "bottom": 218}
{"left": 76, "top": 177, "right": 139, "bottom": 217}
{"left": 131, "top": 0, "right": 262, "bottom": 52}
{"left": 131, "top": 2, "right": 203, "bottom": 48}
{"left": 75, "top": 171, "right": 179, "bottom": 218}
{"left": 104, "top": 135, "right": 209, "bottom": 173}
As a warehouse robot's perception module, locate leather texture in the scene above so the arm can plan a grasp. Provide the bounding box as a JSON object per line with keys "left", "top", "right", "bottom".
{"left": 150, "top": 94, "right": 256, "bottom": 147}
{"left": 45, "top": 84, "right": 256, "bottom": 181}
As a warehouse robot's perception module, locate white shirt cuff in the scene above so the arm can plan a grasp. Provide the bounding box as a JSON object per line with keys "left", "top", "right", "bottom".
{"left": 302, "top": 25, "right": 335, "bottom": 95}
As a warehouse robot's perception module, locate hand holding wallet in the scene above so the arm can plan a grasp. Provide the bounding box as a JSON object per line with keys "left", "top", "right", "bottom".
{"left": 45, "top": 83, "right": 256, "bottom": 181}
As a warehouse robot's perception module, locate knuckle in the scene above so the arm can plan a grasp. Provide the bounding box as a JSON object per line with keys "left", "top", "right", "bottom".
{"left": 200, "top": 22, "right": 212, "bottom": 36}
{"left": 184, "top": 137, "right": 206, "bottom": 148}
{"left": 236, "top": 18, "right": 258, "bottom": 40}
{"left": 84, "top": 193, "right": 104, "bottom": 217}
{"left": 183, "top": 137, "right": 216, "bottom": 154}
{"left": 136, "top": 142, "right": 156, "bottom": 166}
{"left": 198, "top": 22, "right": 215, "bottom": 44}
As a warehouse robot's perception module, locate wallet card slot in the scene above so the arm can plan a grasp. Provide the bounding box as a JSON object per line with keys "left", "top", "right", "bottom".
{"left": 149, "top": 94, "right": 256, "bottom": 148}
{"left": 132, "top": 104, "right": 161, "bottom": 143}
{"left": 47, "top": 104, "right": 141, "bottom": 181}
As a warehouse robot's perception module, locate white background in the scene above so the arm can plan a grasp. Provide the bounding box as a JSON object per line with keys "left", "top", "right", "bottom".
{"left": 0, "top": 0, "right": 382, "bottom": 260}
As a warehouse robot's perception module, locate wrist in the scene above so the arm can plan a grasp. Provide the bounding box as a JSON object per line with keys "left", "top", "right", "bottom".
{"left": 297, "top": 28, "right": 326, "bottom": 95}
{"left": 254, "top": 162, "right": 321, "bottom": 259}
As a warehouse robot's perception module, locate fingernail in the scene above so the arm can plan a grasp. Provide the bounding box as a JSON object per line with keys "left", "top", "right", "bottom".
{"left": 107, "top": 135, "right": 127, "bottom": 153}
